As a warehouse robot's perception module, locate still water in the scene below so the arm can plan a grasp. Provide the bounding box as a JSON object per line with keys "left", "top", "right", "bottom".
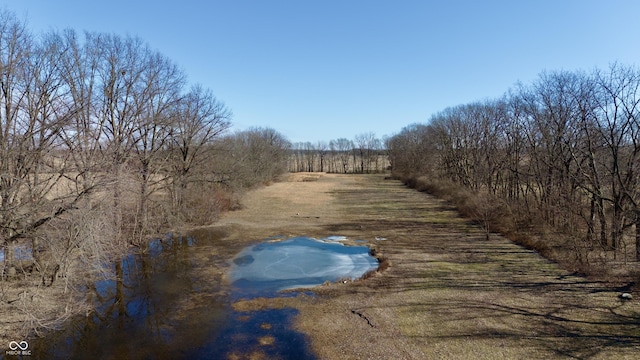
{"left": 230, "top": 236, "right": 379, "bottom": 297}
{"left": 21, "top": 234, "right": 376, "bottom": 359}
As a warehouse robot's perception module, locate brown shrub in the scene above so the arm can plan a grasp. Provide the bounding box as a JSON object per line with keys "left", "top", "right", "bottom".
{"left": 180, "top": 186, "right": 224, "bottom": 226}
{"left": 175, "top": 182, "right": 246, "bottom": 226}
{"left": 377, "top": 256, "right": 391, "bottom": 273}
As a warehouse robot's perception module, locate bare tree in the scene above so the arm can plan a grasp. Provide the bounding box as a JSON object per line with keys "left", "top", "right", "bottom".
{"left": 0, "top": 12, "right": 94, "bottom": 276}
{"left": 129, "top": 50, "right": 185, "bottom": 243}
{"left": 592, "top": 64, "right": 640, "bottom": 257}
{"left": 56, "top": 30, "right": 110, "bottom": 198}
{"left": 222, "top": 127, "right": 290, "bottom": 187}
{"left": 303, "top": 142, "right": 316, "bottom": 172}
{"left": 334, "top": 138, "right": 353, "bottom": 173}
{"left": 168, "top": 85, "right": 231, "bottom": 212}
{"left": 316, "top": 141, "right": 328, "bottom": 172}
{"left": 289, "top": 142, "right": 306, "bottom": 172}
{"left": 95, "top": 34, "right": 153, "bottom": 242}
{"left": 387, "top": 124, "right": 434, "bottom": 178}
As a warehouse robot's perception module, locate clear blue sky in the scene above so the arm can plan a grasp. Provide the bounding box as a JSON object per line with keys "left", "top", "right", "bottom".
{"left": 3, "top": 0, "right": 640, "bottom": 143}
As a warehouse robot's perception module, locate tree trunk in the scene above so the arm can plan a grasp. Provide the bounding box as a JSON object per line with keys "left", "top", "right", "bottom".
{"left": 2, "top": 242, "right": 15, "bottom": 278}
{"left": 112, "top": 160, "right": 123, "bottom": 244}
{"left": 636, "top": 211, "right": 640, "bottom": 261}
{"left": 597, "top": 197, "right": 607, "bottom": 248}
{"left": 136, "top": 167, "right": 149, "bottom": 246}
{"left": 115, "top": 260, "right": 126, "bottom": 317}
{"left": 587, "top": 196, "right": 595, "bottom": 243}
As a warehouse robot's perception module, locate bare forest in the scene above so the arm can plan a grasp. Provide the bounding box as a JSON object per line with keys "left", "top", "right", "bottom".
{"left": 0, "top": 10, "right": 289, "bottom": 340}
{"left": 387, "top": 64, "right": 640, "bottom": 279}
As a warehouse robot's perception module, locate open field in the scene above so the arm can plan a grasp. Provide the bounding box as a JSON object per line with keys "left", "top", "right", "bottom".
{"left": 209, "top": 173, "right": 640, "bottom": 359}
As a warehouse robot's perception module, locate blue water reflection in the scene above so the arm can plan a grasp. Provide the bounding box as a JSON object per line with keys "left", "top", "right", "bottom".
{"left": 230, "top": 236, "right": 378, "bottom": 297}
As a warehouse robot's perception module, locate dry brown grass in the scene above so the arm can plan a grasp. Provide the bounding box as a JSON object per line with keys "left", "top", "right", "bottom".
{"left": 0, "top": 274, "right": 90, "bottom": 346}
{"left": 206, "top": 173, "right": 640, "bottom": 359}
{"left": 287, "top": 172, "right": 324, "bottom": 182}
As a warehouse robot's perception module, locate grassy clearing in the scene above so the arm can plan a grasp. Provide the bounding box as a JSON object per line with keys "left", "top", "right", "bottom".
{"left": 280, "top": 174, "right": 640, "bottom": 359}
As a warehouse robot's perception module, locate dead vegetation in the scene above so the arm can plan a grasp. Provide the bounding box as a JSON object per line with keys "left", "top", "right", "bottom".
{"left": 206, "top": 173, "right": 640, "bottom": 359}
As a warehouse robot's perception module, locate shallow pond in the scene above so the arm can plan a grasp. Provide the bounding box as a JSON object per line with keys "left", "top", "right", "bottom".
{"left": 230, "top": 236, "right": 379, "bottom": 297}
{"left": 17, "top": 233, "right": 376, "bottom": 359}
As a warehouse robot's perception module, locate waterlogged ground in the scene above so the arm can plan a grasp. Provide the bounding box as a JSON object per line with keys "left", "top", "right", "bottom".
{"left": 213, "top": 173, "right": 640, "bottom": 359}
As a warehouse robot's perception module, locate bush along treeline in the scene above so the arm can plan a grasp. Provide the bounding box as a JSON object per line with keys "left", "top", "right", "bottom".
{"left": 387, "top": 64, "right": 640, "bottom": 275}
{"left": 0, "top": 9, "right": 290, "bottom": 335}
{"left": 288, "top": 132, "right": 389, "bottom": 174}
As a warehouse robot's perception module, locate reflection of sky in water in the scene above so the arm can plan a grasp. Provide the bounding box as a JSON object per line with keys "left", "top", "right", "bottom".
{"left": 0, "top": 244, "right": 33, "bottom": 263}
{"left": 230, "top": 236, "right": 378, "bottom": 295}
{"left": 26, "top": 232, "right": 320, "bottom": 359}
{"left": 33, "top": 233, "right": 229, "bottom": 359}
{"left": 187, "top": 307, "right": 316, "bottom": 359}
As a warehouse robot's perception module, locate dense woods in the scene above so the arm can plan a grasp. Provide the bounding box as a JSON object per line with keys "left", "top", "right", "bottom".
{"left": 0, "top": 9, "right": 290, "bottom": 335}
{"left": 387, "top": 64, "right": 640, "bottom": 272}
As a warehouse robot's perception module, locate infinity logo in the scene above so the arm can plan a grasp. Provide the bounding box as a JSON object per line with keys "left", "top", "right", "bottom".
{"left": 9, "top": 341, "right": 28, "bottom": 351}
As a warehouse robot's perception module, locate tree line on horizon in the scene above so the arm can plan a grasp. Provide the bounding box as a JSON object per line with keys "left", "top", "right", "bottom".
{"left": 387, "top": 63, "right": 640, "bottom": 269}
{"left": 288, "top": 132, "right": 389, "bottom": 174}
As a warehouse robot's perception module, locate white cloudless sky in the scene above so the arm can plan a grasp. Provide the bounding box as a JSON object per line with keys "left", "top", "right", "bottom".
{"left": 3, "top": 0, "right": 640, "bottom": 143}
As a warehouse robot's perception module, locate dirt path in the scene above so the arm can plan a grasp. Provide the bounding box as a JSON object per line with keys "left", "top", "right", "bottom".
{"left": 209, "top": 173, "right": 640, "bottom": 359}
